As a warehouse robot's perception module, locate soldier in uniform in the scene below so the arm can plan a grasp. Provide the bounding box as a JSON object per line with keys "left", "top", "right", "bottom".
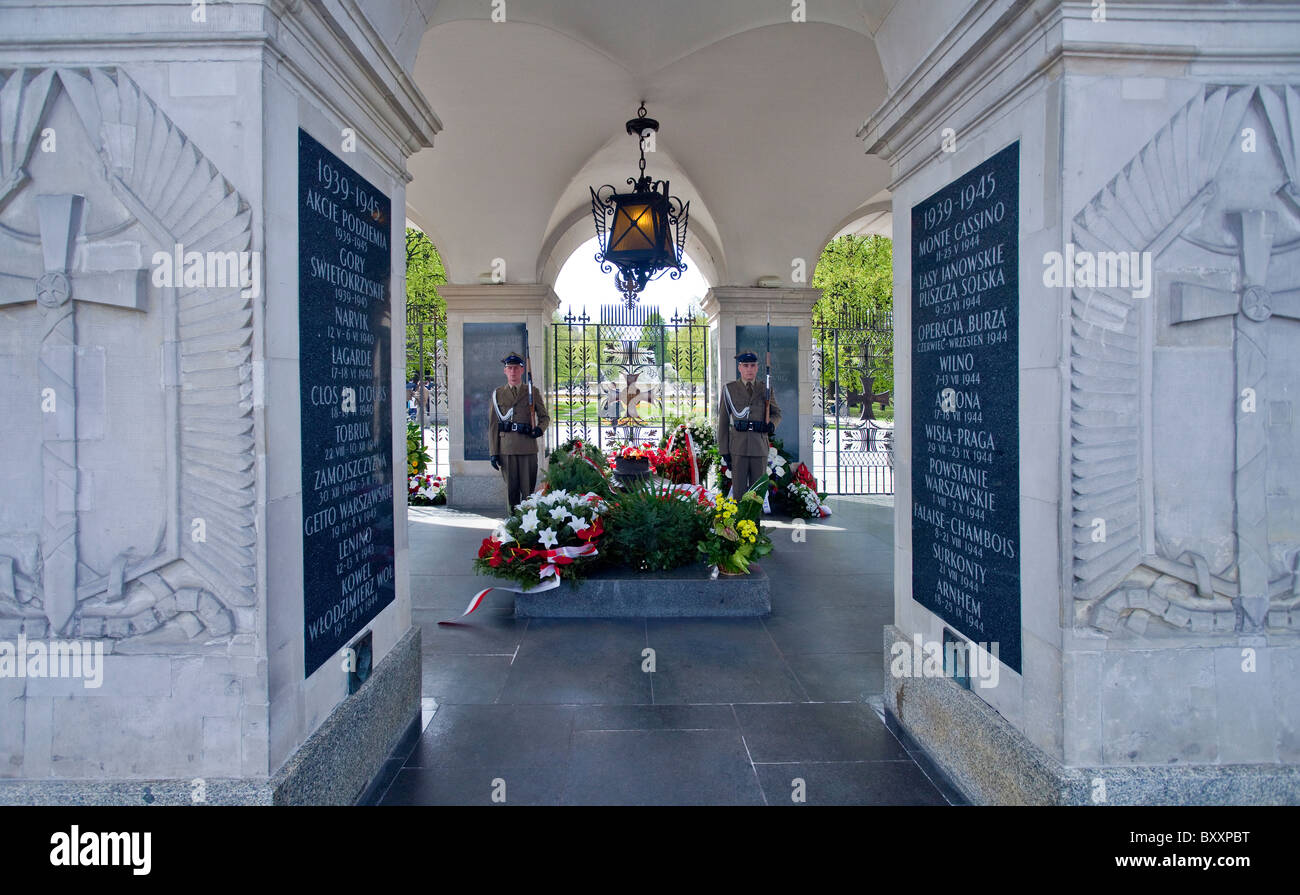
{"left": 488, "top": 354, "right": 550, "bottom": 512}
{"left": 717, "top": 351, "right": 781, "bottom": 498}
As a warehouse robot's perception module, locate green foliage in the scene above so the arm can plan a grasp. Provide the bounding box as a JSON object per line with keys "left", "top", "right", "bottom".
{"left": 551, "top": 311, "right": 599, "bottom": 390}
{"left": 545, "top": 441, "right": 613, "bottom": 499}
{"left": 639, "top": 310, "right": 668, "bottom": 366}
{"left": 813, "top": 234, "right": 892, "bottom": 320}
{"left": 406, "top": 227, "right": 446, "bottom": 321}
{"left": 407, "top": 421, "right": 430, "bottom": 476}
{"left": 698, "top": 482, "right": 774, "bottom": 574}
{"left": 603, "top": 483, "right": 711, "bottom": 572}
{"left": 406, "top": 227, "right": 446, "bottom": 380}
{"left": 812, "top": 234, "right": 894, "bottom": 397}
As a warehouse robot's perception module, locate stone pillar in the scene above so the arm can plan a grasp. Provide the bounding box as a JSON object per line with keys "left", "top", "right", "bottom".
{"left": 442, "top": 284, "right": 559, "bottom": 512}
{"left": 0, "top": 1, "right": 439, "bottom": 804}
{"left": 862, "top": 0, "right": 1300, "bottom": 804}
{"left": 702, "top": 287, "right": 820, "bottom": 465}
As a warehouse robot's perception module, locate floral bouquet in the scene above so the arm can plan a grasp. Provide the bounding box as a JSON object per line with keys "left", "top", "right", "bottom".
{"left": 409, "top": 473, "right": 447, "bottom": 506}
{"left": 546, "top": 440, "right": 612, "bottom": 498}
{"left": 784, "top": 461, "right": 831, "bottom": 518}
{"left": 407, "top": 420, "right": 431, "bottom": 475}
{"left": 698, "top": 477, "right": 773, "bottom": 575}
{"left": 765, "top": 438, "right": 832, "bottom": 519}
{"left": 658, "top": 419, "right": 716, "bottom": 483}
{"left": 607, "top": 441, "right": 670, "bottom": 468}
{"left": 474, "top": 490, "right": 607, "bottom": 590}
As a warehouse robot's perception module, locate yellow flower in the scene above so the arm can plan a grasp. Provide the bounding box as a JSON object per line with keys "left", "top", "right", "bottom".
{"left": 716, "top": 496, "right": 738, "bottom": 521}
{"left": 737, "top": 520, "right": 758, "bottom": 543}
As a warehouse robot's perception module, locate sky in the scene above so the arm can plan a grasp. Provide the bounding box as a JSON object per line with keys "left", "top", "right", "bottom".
{"left": 554, "top": 236, "right": 710, "bottom": 319}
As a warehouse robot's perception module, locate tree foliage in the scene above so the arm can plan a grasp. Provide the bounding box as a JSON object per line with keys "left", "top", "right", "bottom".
{"left": 406, "top": 227, "right": 446, "bottom": 379}
{"left": 811, "top": 234, "right": 894, "bottom": 402}
{"left": 812, "top": 234, "right": 892, "bottom": 325}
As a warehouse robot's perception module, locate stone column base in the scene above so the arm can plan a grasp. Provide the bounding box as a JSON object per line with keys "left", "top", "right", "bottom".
{"left": 448, "top": 473, "right": 509, "bottom": 514}
{"left": 0, "top": 628, "right": 422, "bottom": 806}
{"left": 883, "top": 626, "right": 1300, "bottom": 806}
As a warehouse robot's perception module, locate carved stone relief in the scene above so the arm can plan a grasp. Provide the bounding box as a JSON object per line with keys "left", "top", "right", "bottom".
{"left": 1070, "top": 84, "right": 1300, "bottom": 635}
{"left": 0, "top": 67, "right": 257, "bottom": 650}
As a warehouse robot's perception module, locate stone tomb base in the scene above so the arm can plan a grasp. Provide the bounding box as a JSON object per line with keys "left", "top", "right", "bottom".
{"left": 0, "top": 628, "right": 421, "bottom": 806}
{"left": 881, "top": 626, "right": 1300, "bottom": 806}
{"left": 514, "top": 565, "right": 771, "bottom": 618}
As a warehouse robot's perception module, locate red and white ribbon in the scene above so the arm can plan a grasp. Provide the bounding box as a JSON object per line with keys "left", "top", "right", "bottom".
{"left": 665, "top": 424, "right": 700, "bottom": 485}
{"left": 440, "top": 578, "right": 561, "bottom": 626}
{"left": 441, "top": 541, "right": 600, "bottom": 625}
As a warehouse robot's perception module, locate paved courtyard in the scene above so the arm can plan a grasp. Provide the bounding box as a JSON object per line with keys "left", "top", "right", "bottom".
{"left": 372, "top": 495, "right": 959, "bottom": 806}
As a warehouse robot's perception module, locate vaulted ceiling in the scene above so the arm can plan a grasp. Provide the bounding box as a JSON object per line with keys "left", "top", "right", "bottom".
{"left": 376, "top": 0, "right": 968, "bottom": 288}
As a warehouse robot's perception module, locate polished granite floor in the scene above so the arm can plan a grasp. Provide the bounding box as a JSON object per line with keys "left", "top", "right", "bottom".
{"left": 372, "top": 495, "right": 959, "bottom": 806}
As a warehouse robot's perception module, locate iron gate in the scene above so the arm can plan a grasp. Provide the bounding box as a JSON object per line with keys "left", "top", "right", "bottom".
{"left": 812, "top": 310, "right": 895, "bottom": 494}
{"left": 551, "top": 304, "right": 710, "bottom": 452}
{"left": 406, "top": 307, "right": 449, "bottom": 476}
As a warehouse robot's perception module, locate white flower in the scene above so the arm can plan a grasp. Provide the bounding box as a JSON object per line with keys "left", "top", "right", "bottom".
{"left": 520, "top": 509, "right": 540, "bottom": 532}
{"left": 518, "top": 497, "right": 538, "bottom": 510}
{"left": 570, "top": 517, "right": 590, "bottom": 534}
{"left": 549, "top": 505, "right": 571, "bottom": 523}
{"left": 494, "top": 526, "right": 515, "bottom": 545}
{"left": 538, "top": 527, "right": 559, "bottom": 549}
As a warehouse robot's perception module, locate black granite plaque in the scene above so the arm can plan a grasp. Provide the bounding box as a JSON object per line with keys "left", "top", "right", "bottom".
{"left": 735, "top": 325, "right": 798, "bottom": 460}
{"left": 910, "top": 142, "right": 1021, "bottom": 674}
{"left": 298, "top": 130, "right": 395, "bottom": 678}
{"left": 463, "top": 323, "right": 526, "bottom": 460}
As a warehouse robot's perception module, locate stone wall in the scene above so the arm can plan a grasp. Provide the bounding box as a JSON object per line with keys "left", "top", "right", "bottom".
{"left": 864, "top": 0, "right": 1300, "bottom": 801}
{"left": 0, "top": 0, "right": 439, "bottom": 798}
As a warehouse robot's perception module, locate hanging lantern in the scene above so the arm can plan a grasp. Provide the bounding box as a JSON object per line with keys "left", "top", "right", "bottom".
{"left": 590, "top": 104, "right": 690, "bottom": 309}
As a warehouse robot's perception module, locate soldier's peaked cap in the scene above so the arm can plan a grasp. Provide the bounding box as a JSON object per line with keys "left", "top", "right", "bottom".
{"left": 501, "top": 354, "right": 525, "bottom": 366}
{"left": 735, "top": 352, "right": 759, "bottom": 363}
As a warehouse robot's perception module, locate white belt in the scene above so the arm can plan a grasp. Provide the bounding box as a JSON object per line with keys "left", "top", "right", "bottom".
{"left": 492, "top": 392, "right": 515, "bottom": 422}
{"left": 724, "top": 386, "right": 751, "bottom": 423}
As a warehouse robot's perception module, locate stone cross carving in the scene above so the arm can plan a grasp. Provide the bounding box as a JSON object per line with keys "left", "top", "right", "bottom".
{"left": 0, "top": 194, "right": 148, "bottom": 634}
{"left": 1171, "top": 209, "right": 1300, "bottom": 628}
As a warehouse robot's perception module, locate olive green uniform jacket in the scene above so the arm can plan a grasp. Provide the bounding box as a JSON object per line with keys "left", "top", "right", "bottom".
{"left": 717, "top": 379, "right": 782, "bottom": 457}
{"left": 487, "top": 384, "right": 550, "bottom": 456}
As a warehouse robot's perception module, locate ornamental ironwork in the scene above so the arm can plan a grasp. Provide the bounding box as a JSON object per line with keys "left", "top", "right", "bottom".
{"left": 550, "top": 304, "right": 709, "bottom": 452}
{"left": 590, "top": 104, "right": 690, "bottom": 309}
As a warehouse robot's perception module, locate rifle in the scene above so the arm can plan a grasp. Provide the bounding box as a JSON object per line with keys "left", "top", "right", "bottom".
{"left": 764, "top": 305, "right": 772, "bottom": 428}
{"left": 524, "top": 330, "right": 537, "bottom": 432}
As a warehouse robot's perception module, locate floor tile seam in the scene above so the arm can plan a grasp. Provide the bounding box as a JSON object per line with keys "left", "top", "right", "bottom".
{"left": 733, "top": 704, "right": 768, "bottom": 807}
{"left": 438, "top": 701, "right": 662, "bottom": 709}
{"left": 644, "top": 618, "right": 654, "bottom": 704}
{"left": 572, "top": 726, "right": 738, "bottom": 733}
{"left": 757, "top": 615, "right": 813, "bottom": 702}
{"left": 422, "top": 651, "right": 519, "bottom": 657}
{"left": 868, "top": 719, "right": 956, "bottom": 799}
{"left": 373, "top": 761, "right": 406, "bottom": 805}
{"left": 555, "top": 710, "right": 578, "bottom": 805}
{"left": 769, "top": 650, "right": 889, "bottom": 658}
{"left": 883, "top": 730, "right": 963, "bottom": 806}
{"left": 749, "top": 760, "right": 923, "bottom": 766}
{"left": 398, "top": 763, "right": 564, "bottom": 773}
